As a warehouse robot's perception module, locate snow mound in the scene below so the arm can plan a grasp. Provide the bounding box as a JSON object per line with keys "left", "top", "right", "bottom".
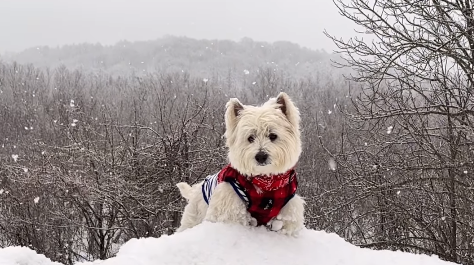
{"left": 0, "top": 246, "right": 62, "bottom": 265}
{"left": 0, "top": 222, "right": 460, "bottom": 265}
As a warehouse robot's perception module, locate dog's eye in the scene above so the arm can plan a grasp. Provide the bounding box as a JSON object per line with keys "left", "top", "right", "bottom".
{"left": 248, "top": 136, "right": 255, "bottom": 143}
{"left": 269, "top": 133, "right": 278, "bottom": 141}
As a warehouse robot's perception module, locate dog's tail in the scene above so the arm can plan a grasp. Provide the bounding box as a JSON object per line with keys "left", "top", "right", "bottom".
{"left": 176, "top": 182, "right": 193, "bottom": 200}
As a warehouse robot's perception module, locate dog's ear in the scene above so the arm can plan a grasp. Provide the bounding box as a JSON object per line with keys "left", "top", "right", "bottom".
{"left": 226, "top": 98, "right": 244, "bottom": 119}
{"left": 224, "top": 98, "right": 244, "bottom": 144}
{"left": 275, "top": 92, "right": 300, "bottom": 127}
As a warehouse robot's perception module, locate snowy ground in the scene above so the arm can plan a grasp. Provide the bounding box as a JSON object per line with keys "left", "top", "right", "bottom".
{"left": 0, "top": 222, "right": 460, "bottom": 265}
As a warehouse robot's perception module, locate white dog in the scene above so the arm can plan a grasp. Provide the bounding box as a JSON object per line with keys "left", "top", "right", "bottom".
{"left": 176, "top": 92, "right": 305, "bottom": 236}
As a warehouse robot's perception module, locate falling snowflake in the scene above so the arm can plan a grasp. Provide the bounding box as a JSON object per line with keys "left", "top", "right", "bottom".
{"left": 0, "top": 189, "right": 3, "bottom": 195}
{"left": 203, "top": 78, "right": 208, "bottom": 83}
{"left": 364, "top": 142, "right": 368, "bottom": 146}
{"left": 441, "top": 216, "right": 446, "bottom": 221}
{"left": 34, "top": 197, "right": 40, "bottom": 204}
{"left": 41, "top": 151, "right": 45, "bottom": 155}
{"left": 252, "top": 82, "right": 256, "bottom": 85}
{"left": 243, "top": 69, "right": 250, "bottom": 75}
{"left": 396, "top": 190, "right": 401, "bottom": 195}
{"left": 464, "top": 170, "right": 468, "bottom": 174}
{"left": 70, "top": 100, "right": 75, "bottom": 108}
{"left": 23, "top": 168, "right": 28, "bottom": 173}
{"left": 25, "top": 127, "right": 29, "bottom": 130}
{"left": 328, "top": 110, "right": 332, "bottom": 115}
{"left": 12, "top": 154, "right": 18, "bottom": 162}
{"left": 387, "top": 126, "right": 393, "bottom": 134}
{"left": 328, "top": 158, "right": 337, "bottom": 171}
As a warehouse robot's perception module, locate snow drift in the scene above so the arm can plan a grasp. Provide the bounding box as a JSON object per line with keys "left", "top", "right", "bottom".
{"left": 0, "top": 222, "right": 460, "bottom": 265}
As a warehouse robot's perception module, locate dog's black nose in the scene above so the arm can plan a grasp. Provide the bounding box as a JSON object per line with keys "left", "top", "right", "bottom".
{"left": 255, "top": 151, "right": 268, "bottom": 164}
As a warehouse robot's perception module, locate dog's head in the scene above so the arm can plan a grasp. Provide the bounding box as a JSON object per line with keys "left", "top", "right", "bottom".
{"left": 224, "top": 92, "right": 301, "bottom": 176}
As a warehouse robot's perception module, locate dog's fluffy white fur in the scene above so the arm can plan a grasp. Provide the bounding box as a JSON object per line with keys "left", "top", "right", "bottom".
{"left": 176, "top": 92, "right": 305, "bottom": 236}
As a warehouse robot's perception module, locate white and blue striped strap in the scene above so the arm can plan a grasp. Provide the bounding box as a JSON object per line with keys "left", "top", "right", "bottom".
{"left": 227, "top": 179, "right": 250, "bottom": 207}
{"left": 201, "top": 173, "right": 219, "bottom": 205}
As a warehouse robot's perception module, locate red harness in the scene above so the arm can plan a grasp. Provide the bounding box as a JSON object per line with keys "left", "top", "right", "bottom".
{"left": 217, "top": 164, "right": 298, "bottom": 226}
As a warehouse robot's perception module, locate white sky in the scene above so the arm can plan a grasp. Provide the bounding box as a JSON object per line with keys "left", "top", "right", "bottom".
{"left": 0, "top": 0, "right": 356, "bottom": 53}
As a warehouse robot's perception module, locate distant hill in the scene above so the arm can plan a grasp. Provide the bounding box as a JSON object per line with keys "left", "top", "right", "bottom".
{"left": 2, "top": 36, "right": 341, "bottom": 78}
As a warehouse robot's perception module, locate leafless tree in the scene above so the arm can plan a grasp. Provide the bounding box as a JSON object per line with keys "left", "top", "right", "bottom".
{"left": 324, "top": 1, "right": 474, "bottom": 264}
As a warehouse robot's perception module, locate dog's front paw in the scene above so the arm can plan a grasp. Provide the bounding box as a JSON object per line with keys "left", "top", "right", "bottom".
{"left": 268, "top": 218, "right": 284, "bottom": 231}
{"left": 267, "top": 195, "right": 305, "bottom": 237}
{"left": 249, "top": 217, "right": 258, "bottom": 227}
{"left": 267, "top": 214, "right": 303, "bottom": 237}
{"left": 204, "top": 182, "right": 252, "bottom": 226}
{"left": 206, "top": 205, "right": 252, "bottom": 226}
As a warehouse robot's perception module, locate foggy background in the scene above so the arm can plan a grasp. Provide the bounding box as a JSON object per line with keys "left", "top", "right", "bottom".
{"left": 0, "top": 0, "right": 354, "bottom": 53}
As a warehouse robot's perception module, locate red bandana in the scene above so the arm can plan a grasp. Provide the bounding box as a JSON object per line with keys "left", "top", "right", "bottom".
{"left": 250, "top": 170, "right": 295, "bottom": 193}
{"left": 216, "top": 164, "right": 298, "bottom": 225}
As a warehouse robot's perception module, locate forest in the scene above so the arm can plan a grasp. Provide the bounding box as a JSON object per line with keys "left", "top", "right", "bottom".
{"left": 1, "top": 1, "right": 474, "bottom": 265}
{"left": 2, "top": 35, "right": 338, "bottom": 79}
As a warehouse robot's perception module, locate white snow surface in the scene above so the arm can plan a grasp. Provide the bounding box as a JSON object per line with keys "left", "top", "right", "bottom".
{"left": 0, "top": 246, "right": 62, "bottom": 265}
{"left": 0, "top": 222, "right": 460, "bottom": 265}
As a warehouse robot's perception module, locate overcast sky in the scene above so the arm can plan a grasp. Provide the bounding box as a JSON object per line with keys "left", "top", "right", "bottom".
{"left": 0, "top": 0, "right": 356, "bottom": 54}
